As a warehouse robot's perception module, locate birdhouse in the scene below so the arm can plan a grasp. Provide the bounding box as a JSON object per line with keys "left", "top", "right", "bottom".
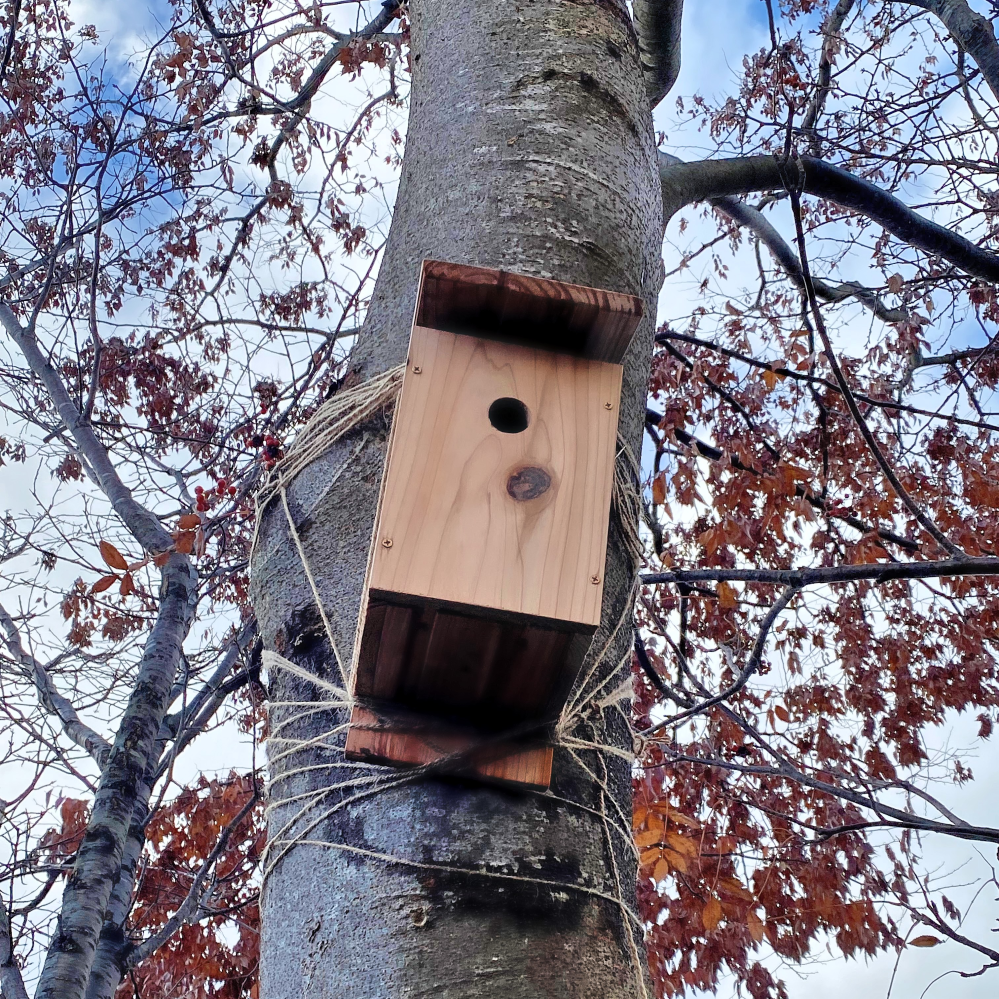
{"left": 345, "top": 260, "right": 643, "bottom": 790}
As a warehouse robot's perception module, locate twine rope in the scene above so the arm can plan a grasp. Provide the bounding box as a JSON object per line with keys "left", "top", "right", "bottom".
{"left": 252, "top": 362, "right": 650, "bottom": 998}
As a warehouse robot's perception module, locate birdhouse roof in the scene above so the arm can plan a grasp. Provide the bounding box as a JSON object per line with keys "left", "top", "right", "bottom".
{"left": 415, "top": 259, "right": 643, "bottom": 363}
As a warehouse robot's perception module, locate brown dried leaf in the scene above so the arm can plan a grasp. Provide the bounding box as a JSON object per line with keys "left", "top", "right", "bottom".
{"left": 663, "top": 848, "right": 688, "bottom": 873}
{"left": 99, "top": 540, "right": 128, "bottom": 571}
{"left": 635, "top": 828, "right": 662, "bottom": 848}
{"left": 652, "top": 857, "right": 671, "bottom": 882}
{"left": 703, "top": 897, "right": 723, "bottom": 932}
{"left": 119, "top": 573, "right": 134, "bottom": 597}
{"left": 909, "top": 935, "right": 942, "bottom": 948}
{"left": 153, "top": 551, "right": 172, "bottom": 567}
{"left": 639, "top": 847, "right": 661, "bottom": 868}
{"left": 747, "top": 909, "right": 765, "bottom": 944}
{"left": 716, "top": 835, "right": 737, "bottom": 855}
{"left": 174, "top": 532, "right": 195, "bottom": 555}
{"left": 718, "top": 876, "right": 755, "bottom": 901}
{"left": 717, "top": 581, "right": 738, "bottom": 610}
{"left": 670, "top": 813, "right": 701, "bottom": 830}
{"left": 652, "top": 472, "right": 667, "bottom": 506}
{"left": 178, "top": 513, "right": 201, "bottom": 530}
{"left": 91, "top": 574, "right": 119, "bottom": 594}
{"left": 774, "top": 704, "right": 790, "bottom": 723}
{"left": 666, "top": 831, "right": 698, "bottom": 858}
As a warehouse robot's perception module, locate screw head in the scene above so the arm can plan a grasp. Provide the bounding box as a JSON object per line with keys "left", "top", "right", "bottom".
{"left": 604, "top": 401, "right": 613, "bottom": 410}
{"left": 412, "top": 365, "right": 422, "bottom": 374}
{"left": 382, "top": 538, "right": 394, "bottom": 548}
{"left": 590, "top": 574, "right": 601, "bottom": 585}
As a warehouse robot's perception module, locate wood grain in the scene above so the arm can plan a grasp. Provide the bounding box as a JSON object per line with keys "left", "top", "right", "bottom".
{"left": 369, "top": 326, "right": 622, "bottom": 628}
{"left": 353, "top": 597, "right": 583, "bottom": 724}
{"left": 344, "top": 703, "right": 554, "bottom": 791}
{"left": 415, "top": 259, "right": 643, "bottom": 363}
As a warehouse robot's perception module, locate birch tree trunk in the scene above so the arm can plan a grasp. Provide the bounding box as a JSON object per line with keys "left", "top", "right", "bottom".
{"left": 250, "top": 1, "right": 663, "bottom": 994}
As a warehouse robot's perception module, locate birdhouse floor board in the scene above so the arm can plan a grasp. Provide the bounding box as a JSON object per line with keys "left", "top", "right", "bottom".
{"left": 344, "top": 702, "right": 553, "bottom": 791}
{"left": 353, "top": 595, "right": 589, "bottom": 726}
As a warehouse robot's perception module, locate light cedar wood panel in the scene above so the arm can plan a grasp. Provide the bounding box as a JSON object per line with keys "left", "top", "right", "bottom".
{"left": 370, "top": 326, "right": 622, "bottom": 625}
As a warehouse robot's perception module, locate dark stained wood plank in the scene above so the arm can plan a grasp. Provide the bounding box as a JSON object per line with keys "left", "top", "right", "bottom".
{"left": 414, "top": 259, "right": 643, "bottom": 363}
{"left": 371, "top": 604, "right": 413, "bottom": 699}
{"left": 416, "top": 610, "right": 502, "bottom": 709}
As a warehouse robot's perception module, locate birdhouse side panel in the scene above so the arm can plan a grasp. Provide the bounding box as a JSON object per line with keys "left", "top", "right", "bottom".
{"left": 368, "top": 326, "right": 622, "bottom": 628}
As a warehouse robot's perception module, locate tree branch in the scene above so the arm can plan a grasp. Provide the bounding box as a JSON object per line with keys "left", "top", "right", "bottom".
{"left": 647, "top": 406, "right": 921, "bottom": 551}
{"left": 633, "top": 0, "right": 684, "bottom": 108}
{"left": 786, "top": 178, "right": 966, "bottom": 557}
{"left": 0, "top": 0, "right": 21, "bottom": 88}
{"left": 654, "top": 328, "right": 999, "bottom": 433}
{"left": 0, "top": 302, "right": 172, "bottom": 553}
{"left": 0, "top": 305, "right": 199, "bottom": 999}
{"left": 641, "top": 555, "right": 999, "bottom": 587}
{"left": 659, "top": 154, "right": 999, "bottom": 284}
{"left": 660, "top": 151, "right": 908, "bottom": 320}
{"left": 657, "top": 748, "right": 999, "bottom": 845}
{"left": 900, "top": 0, "right": 999, "bottom": 105}
{"left": 34, "top": 551, "right": 197, "bottom": 999}
{"left": 639, "top": 585, "right": 798, "bottom": 733}
{"left": 0, "top": 602, "right": 112, "bottom": 767}
{"left": 0, "top": 895, "right": 29, "bottom": 999}
{"left": 800, "top": 0, "right": 856, "bottom": 152}
{"left": 122, "top": 788, "right": 259, "bottom": 972}
{"left": 709, "top": 193, "right": 908, "bottom": 321}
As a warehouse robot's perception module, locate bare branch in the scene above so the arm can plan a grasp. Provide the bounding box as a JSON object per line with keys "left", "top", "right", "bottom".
{"left": 0, "top": 601, "right": 112, "bottom": 766}
{"left": 660, "top": 151, "right": 908, "bottom": 320}
{"left": 710, "top": 193, "right": 908, "bottom": 321}
{"left": 639, "top": 585, "right": 799, "bottom": 733}
{"left": 641, "top": 555, "right": 999, "bottom": 587}
{"left": 647, "top": 406, "right": 922, "bottom": 551}
{"left": 0, "top": 0, "right": 21, "bottom": 87}
{"left": 0, "top": 302, "right": 172, "bottom": 553}
{"left": 800, "top": 0, "right": 857, "bottom": 152}
{"left": 0, "top": 894, "right": 29, "bottom": 999}
{"left": 657, "top": 748, "right": 999, "bottom": 846}
{"left": 654, "top": 328, "right": 999, "bottom": 432}
{"left": 634, "top": 0, "right": 684, "bottom": 108}
{"left": 123, "top": 788, "right": 259, "bottom": 971}
{"left": 786, "top": 176, "right": 966, "bottom": 557}
{"left": 900, "top": 0, "right": 999, "bottom": 104}
{"left": 660, "top": 154, "right": 999, "bottom": 284}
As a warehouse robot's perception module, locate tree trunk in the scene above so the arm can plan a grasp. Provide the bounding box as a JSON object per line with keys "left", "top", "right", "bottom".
{"left": 250, "top": 1, "right": 663, "bottom": 995}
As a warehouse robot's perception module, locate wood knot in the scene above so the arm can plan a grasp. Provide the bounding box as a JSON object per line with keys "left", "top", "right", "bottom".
{"left": 506, "top": 466, "right": 552, "bottom": 502}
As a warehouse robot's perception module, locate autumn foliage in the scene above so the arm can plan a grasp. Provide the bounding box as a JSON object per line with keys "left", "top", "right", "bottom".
{"left": 631, "top": 1, "right": 999, "bottom": 995}
{"left": 44, "top": 777, "right": 263, "bottom": 999}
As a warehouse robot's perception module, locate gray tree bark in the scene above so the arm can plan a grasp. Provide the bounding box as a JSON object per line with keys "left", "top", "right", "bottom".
{"left": 250, "top": 0, "right": 664, "bottom": 995}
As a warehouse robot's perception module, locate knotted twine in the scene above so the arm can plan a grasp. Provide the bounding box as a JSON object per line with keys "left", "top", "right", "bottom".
{"left": 251, "top": 363, "right": 651, "bottom": 996}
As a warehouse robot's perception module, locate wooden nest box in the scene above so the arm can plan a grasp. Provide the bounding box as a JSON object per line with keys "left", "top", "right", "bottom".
{"left": 345, "top": 260, "right": 643, "bottom": 790}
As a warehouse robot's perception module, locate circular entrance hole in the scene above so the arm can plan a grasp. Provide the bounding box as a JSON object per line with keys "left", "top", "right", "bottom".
{"left": 488, "top": 397, "right": 529, "bottom": 434}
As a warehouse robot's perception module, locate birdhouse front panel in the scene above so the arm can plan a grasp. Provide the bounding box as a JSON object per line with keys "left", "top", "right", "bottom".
{"left": 370, "top": 325, "right": 622, "bottom": 627}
